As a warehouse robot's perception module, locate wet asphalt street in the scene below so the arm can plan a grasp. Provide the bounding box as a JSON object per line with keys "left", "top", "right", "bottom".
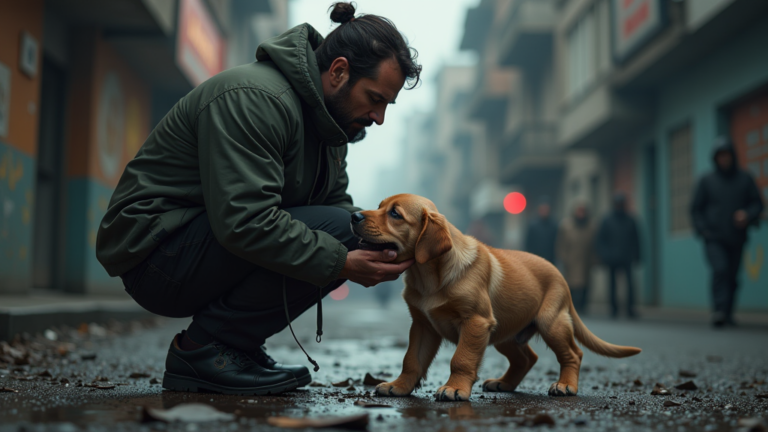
{"left": 1, "top": 298, "right": 768, "bottom": 432}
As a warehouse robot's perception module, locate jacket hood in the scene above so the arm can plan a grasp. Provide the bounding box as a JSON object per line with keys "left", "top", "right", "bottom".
{"left": 256, "top": 24, "right": 348, "bottom": 147}
{"left": 711, "top": 138, "right": 737, "bottom": 175}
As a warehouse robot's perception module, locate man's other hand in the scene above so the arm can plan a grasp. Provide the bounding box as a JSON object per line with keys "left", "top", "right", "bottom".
{"left": 338, "top": 250, "right": 414, "bottom": 287}
{"left": 734, "top": 209, "right": 749, "bottom": 228}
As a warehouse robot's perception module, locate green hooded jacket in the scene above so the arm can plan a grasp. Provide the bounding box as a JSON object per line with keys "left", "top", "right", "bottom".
{"left": 96, "top": 24, "right": 361, "bottom": 288}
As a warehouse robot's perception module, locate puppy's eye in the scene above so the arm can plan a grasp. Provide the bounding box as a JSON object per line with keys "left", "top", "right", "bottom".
{"left": 389, "top": 209, "right": 401, "bottom": 219}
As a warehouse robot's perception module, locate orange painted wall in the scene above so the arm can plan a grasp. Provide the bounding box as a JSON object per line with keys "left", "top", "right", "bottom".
{"left": 0, "top": 0, "right": 44, "bottom": 155}
{"left": 65, "top": 31, "right": 151, "bottom": 188}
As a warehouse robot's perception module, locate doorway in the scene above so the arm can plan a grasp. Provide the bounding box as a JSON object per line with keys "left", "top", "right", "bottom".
{"left": 32, "top": 56, "right": 68, "bottom": 290}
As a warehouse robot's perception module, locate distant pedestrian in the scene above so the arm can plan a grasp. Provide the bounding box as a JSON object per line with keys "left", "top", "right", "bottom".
{"left": 596, "top": 193, "right": 641, "bottom": 318}
{"left": 690, "top": 138, "right": 764, "bottom": 328}
{"left": 525, "top": 198, "right": 557, "bottom": 263}
{"left": 557, "top": 203, "right": 596, "bottom": 314}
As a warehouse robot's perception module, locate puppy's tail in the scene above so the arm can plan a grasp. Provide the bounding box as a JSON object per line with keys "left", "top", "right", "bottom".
{"left": 570, "top": 303, "right": 642, "bottom": 358}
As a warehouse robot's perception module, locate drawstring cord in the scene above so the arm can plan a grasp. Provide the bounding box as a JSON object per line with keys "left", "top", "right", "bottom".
{"left": 282, "top": 276, "right": 323, "bottom": 372}
{"left": 282, "top": 140, "right": 328, "bottom": 372}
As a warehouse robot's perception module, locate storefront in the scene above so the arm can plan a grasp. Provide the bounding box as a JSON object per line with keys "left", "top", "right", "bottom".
{"left": 652, "top": 13, "right": 768, "bottom": 310}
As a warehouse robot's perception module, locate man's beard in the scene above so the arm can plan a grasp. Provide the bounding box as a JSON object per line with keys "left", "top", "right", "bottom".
{"left": 325, "top": 83, "right": 373, "bottom": 143}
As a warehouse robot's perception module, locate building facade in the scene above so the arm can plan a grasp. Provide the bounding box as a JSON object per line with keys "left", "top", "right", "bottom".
{"left": 454, "top": 0, "right": 768, "bottom": 311}
{"left": 0, "top": 0, "right": 287, "bottom": 295}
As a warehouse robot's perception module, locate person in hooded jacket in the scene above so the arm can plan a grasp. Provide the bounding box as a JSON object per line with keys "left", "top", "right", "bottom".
{"left": 96, "top": 3, "right": 420, "bottom": 395}
{"left": 596, "top": 193, "right": 641, "bottom": 318}
{"left": 556, "top": 202, "right": 596, "bottom": 314}
{"left": 525, "top": 198, "right": 558, "bottom": 264}
{"left": 691, "top": 138, "right": 764, "bottom": 328}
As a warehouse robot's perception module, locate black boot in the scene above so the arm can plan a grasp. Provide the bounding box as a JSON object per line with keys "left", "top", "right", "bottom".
{"left": 251, "top": 346, "right": 311, "bottom": 387}
{"left": 162, "top": 333, "right": 298, "bottom": 395}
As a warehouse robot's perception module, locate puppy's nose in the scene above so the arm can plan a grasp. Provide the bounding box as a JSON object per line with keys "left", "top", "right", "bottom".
{"left": 351, "top": 212, "right": 365, "bottom": 225}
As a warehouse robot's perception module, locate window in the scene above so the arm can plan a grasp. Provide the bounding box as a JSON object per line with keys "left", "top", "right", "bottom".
{"left": 668, "top": 124, "right": 693, "bottom": 233}
{"left": 566, "top": 0, "right": 612, "bottom": 100}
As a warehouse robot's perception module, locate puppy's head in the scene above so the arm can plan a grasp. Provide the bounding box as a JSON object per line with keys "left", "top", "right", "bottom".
{"left": 351, "top": 194, "right": 453, "bottom": 264}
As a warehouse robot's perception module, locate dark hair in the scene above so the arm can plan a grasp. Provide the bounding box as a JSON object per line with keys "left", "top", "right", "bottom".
{"left": 315, "top": 2, "right": 422, "bottom": 90}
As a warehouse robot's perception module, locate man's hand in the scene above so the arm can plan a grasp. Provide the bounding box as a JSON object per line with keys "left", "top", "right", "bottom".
{"left": 338, "top": 250, "right": 414, "bottom": 287}
{"left": 734, "top": 210, "right": 749, "bottom": 229}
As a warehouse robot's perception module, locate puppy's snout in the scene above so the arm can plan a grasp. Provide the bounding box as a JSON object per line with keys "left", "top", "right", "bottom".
{"left": 351, "top": 212, "right": 365, "bottom": 225}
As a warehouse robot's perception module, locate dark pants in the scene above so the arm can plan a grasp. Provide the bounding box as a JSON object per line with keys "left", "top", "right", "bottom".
{"left": 120, "top": 206, "right": 358, "bottom": 353}
{"left": 570, "top": 285, "right": 589, "bottom": 315}
{"left": 705, "top": 241, "right": 744, "bottom": 321}
{"left": 608, "top": 264, "right": 635, "bottom": 317}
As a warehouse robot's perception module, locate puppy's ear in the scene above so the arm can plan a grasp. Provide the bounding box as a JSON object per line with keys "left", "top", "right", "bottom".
{"left": 414, "top": 209, "right": 453, "bottom": 264}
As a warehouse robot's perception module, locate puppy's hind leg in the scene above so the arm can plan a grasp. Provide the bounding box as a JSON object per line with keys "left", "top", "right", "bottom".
{"left": 482, "top": 339, "right": 538, "bottom": 393}
{"left": 537, "top": 308, "right": 583, "bottom": 396}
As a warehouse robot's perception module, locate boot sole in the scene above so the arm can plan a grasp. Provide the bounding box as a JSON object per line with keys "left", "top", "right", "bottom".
{"left": 162, "top": 372, "right": 299, "bottom": 395}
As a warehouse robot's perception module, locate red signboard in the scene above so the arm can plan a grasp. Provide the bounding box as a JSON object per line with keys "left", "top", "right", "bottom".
{"left": 612, "top": 0, "right": 663, "bottom": 61}
{"left": 177, "top": 0, "right": 225, "bottom": 86}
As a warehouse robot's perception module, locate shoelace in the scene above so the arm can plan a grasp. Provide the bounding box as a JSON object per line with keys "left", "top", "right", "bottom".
{"left": 282, "top": 276, "right": 321, "bottom": 372}
{"left": 213, "top": 343, "right": 253, "bottom": 367}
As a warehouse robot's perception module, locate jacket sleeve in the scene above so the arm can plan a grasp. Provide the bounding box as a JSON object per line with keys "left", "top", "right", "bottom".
{"left": 744, "top": 174, "right": 765, "bottom": 226}
{"left": 196, "top": 89, "right": 347, "bottom": 287}
{"left": 323, "top": 147, "right": 362, "bottom": 213}
{"left": 690, "top": 177, "right": 709, "bottom": 238}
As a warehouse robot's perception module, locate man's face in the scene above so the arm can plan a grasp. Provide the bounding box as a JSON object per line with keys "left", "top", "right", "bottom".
{"left": 716, "top": 151, "right": 734, "bottom": 171}
{"left": 324, "top": 57, "right": 405, "bottom": 143}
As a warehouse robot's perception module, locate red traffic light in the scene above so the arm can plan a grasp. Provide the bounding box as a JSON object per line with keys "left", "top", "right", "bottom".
{"left": 503, "top": 192, "right": 526, "bottom": 214}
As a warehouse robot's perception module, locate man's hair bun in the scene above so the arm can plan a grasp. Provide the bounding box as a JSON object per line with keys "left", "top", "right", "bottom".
{"left": 329, "top": 2, "right": 356, "bottom": 24}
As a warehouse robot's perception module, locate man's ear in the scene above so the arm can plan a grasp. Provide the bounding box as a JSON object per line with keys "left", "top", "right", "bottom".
{"left": 414, "top": 209, "right": 453, "bottom": 264}
{"left": 328, "top": 57, "right": 350, "bottom": 88}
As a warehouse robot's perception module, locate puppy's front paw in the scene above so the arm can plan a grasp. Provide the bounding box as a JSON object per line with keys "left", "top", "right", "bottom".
{"left": 548, "top": 382, "right": 577, "bottom": 396}
{"left": 375, "top": 381, "right": 413, "bottom": 397}
{"left": 482, "top": 379, "right": 516, "bottom": 393}
{"left": 435, "top": 385, "right": 471, "bottom": 401}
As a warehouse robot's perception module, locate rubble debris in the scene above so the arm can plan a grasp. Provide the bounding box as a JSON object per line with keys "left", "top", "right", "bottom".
{"left": 679, "top": 370, "right": 697, "bottom": 378}
{"left": 651, "top": 383, "right": 671, "bottom": 395}
{"left": 309, "top": 381, "right": 327, "bottom": 387}
{"left": 633, "top": 379, "right": 643, "bottom": 386}
{"left": 354, "top": 400, "right": 392, "bottom": 408}
{"left": 129, "top": 372, "right": 151, "bottom": 378}
{"left": 675, "top": 381, "right": 698, "bottom": 391}
{"left": 267, "top": 413, "right": 369, "bottom": 430}
{"left": 0, "top": 387, "right": 19, "bottom": 393}
{"left": 663, "top": 400, "right": 682, "bottom": 407}
{"left": 332, "top": 378, "right": 353, "bottom": 387}
{"left": 530, "top": 413, "right": 556, "bottom": 426}
{"left": 363, "top": 373, "right": 385, "bottom": 386}
{"left": 142, "top": 403, "right": 235, "bottom": 423}
{"left": 149, "top": 378, "right": 161, "bottom": 385}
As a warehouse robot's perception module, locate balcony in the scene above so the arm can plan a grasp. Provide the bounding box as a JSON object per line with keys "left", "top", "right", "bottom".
{"left": 501, "top": 121, "right": 563, "bottom": 183}
{"left": 498, "top": 0, "right": 556, "bottom": 69}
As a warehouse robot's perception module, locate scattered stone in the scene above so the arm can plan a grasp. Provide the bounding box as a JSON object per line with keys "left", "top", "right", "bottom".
{"left": 679, "top": 370, "right": 697, "bottom": 378}
{"left": 363, "top": 373, "right": 385, "bottom": 386}
{"left": 692, "top": 397, "right": 703, "bottom": 402}
{"left": 651, "top": 383, "right": 671, "bottom": 395}
{"left": 149, "top": 378, "right": 161, "bottom": 385}
{"left": 633, "top": 379, "right": 643, "bottom": 386}
{"left": 675, "top": 381, "right": 698, "bottom": 391}
{"left": 129, "top": 372, "right": 151, "bottom": 379}
{"left": 37, "top": 370, "right": 53, "bottom": 378}
{"left": 628, "top": 400, "right": 635, "bottom": 405}
{"left": 80, "top": 353, "right": 97, "bottom": 361}
{"left": 663, "top": 400, "right": 682, "bottom": 407}
{"left": 332, "top": 378, "right": 352, "bottom": 387}
{"left": 755, "top": 393, "right": 768, "bottom": 399}
{"left": 375, "top": 414, "right": 385, "bottom": 422}
{"left": 142, "top": 403, "right": 235, "bottom": 423}
{"left": 531, "top": 413, "right": 556, "bottom": 426}
{"left": 0, "top": 387, "right": 19, "bottom": 393}
{"left": 353, "top": 400, "right": 392, "bottom": 408}
{"left": 268, "top": 413, "right": 369, "bottom": 430}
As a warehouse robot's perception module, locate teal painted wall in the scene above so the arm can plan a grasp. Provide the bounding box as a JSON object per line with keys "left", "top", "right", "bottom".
{"left": 655, "top": 16, "right": 768, "bottom": 310}
{"left": 64, "top": 178, "right": 121, "bottom": 293}
{"left": 0, "top": 142, "right": 34, "bottom": 293}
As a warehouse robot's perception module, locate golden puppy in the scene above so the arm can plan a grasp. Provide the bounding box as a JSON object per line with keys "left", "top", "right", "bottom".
{"left": 351, "top": 194, "right": 641, "bottom": 401}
